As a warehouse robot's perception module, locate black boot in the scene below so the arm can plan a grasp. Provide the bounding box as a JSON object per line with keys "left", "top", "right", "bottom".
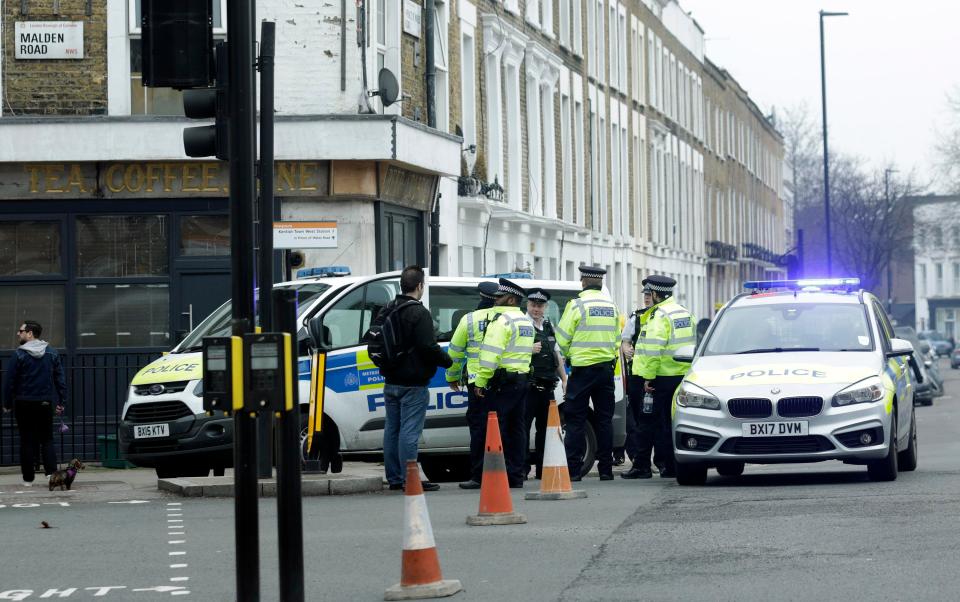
{"left": 621, "top": 465, "right": 653, "bottom": 479}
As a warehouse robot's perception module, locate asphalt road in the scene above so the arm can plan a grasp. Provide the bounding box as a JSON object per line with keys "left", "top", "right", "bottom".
{"left": 2, "top": 362, "right": 959, "bottom": 601}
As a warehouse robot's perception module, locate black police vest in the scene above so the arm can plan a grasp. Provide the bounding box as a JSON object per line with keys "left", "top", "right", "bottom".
{"left": 531, "top": 319, "right": 558, "bottom": 379}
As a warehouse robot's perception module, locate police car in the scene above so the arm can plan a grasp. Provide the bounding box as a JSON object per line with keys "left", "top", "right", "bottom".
{"left": 670, "top": 278, "right": 920, "bottom": 485}
{"left": 119, "top": 271, "right": 627, "bottom": 480}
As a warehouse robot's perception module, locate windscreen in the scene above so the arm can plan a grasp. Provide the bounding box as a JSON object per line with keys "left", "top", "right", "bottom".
{"left": 702, "top": 302, "right": 874, "bottom": 355}
{"left": 175, "top": 282, "right": 332, "bottom": 352}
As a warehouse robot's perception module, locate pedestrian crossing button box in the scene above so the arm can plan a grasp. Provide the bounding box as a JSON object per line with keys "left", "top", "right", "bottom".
{"left": 202, "top": 336, "right": 242, "bottom": 413}
{"left": 243, "top": 332, "right": 293, "bottom": 413}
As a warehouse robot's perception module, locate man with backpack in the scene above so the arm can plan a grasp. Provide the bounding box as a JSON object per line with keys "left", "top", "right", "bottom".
{"left": 368, "top": 266, "right": 452, "bottom": 492}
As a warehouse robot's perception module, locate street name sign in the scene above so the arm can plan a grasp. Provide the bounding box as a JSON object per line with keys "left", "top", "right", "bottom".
{"left": 15, "top": 21, "right": 84, "bottom": 59}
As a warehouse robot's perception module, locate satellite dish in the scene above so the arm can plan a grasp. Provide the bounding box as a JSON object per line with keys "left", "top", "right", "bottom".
{"left": 377, "top": 68, "right": 399, "bottom": 107}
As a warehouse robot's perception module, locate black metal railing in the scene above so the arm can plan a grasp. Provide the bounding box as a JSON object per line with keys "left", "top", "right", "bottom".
{"left": 706, "top": 240, "right": 739, "bottom": 261}
{"left": 0, "top": 351, "right": 161, "bottom": 466}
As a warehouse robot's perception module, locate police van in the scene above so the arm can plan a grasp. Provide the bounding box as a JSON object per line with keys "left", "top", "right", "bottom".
{"left": 671, "top": 278, "right": 920, "bottom": 485}
{"left": 119, "top": 271, "right": 627, "bottom": 480}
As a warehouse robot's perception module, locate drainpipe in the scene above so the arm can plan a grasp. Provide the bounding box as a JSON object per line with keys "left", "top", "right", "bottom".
{"left": 425, "top": 0, "right": 440, "bottom": 275}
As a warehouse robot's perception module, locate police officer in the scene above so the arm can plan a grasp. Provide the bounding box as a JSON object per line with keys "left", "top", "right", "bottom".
{"left": 474, "top": 278, "right": 535, "bottom": 488}
{"left": 446, "top": 281, "right": 500, "bottom": 490}
{"left": 556, "top": 265, "right": 621, "bottom": 481}
{"left": 632, "top": 275, "right": 695, "bottom": 478}
{"left": 524, "top": 288, "right": 568, "bottom": 479}
{"left": 620, "top": 285, "right": 657, "bottom": 479}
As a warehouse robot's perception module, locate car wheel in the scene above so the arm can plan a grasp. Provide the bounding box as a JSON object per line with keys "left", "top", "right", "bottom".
{"left": 676, "top": 462, "right": 708, "bottom": 485}
{"left": 420, "top": 457, "right": 472, "bottom": 482}
{"left": 897, "top": 412, "right": 918, "bottom": 472}
{"left": 867, "top": 416, "right": 898, "bottom": 482}
{"left": 559, "top": 416, "right": 597, "bottom": 479}
{"left": 715, "top": 462, "right": 745, "bottom": 477}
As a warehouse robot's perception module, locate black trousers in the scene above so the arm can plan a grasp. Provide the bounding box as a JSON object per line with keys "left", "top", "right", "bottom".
{"left": 632, "top": 375, "right": 683, "bottom": 471}
{"left": 524, "top": 382, "right": 554, "bottom": 477}
{"left": 563, "top": 362, "right": 615, "bottom": 477}
{"left": 465, "top": 384, "right": 487, "bottom": 482}
{"left": 624, "top": 374, "right": 645, "bottom": 462}
{"left": 485, "top": 377, "right": 528, "bottom": 486}
{"left": 15, "top": 400, "right": 57, "bottom": 482}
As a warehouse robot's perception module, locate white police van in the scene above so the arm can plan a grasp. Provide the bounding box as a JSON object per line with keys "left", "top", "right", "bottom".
{"left": 119, "top": 270, "right": 627, "bottom": 480}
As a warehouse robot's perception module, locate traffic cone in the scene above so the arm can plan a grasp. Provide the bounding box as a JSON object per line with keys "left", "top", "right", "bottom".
{"left": 466, "top": 411, "right": 527, "bottom": 526}
{"left": 384, "top": 461, "right": 463, "bottom": 601}
{"left": 526, "top": 400, "right": 587, "bottom": 500}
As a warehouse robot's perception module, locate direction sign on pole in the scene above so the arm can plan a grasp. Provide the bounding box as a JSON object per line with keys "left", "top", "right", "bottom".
{"left": 273, "top": 221, "right": 338, "bottom": 249}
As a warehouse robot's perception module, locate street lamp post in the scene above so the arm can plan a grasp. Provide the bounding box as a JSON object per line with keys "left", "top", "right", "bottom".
{"left": 820, "top": 9, "right": 848, "bottom": 277}
{"left": 885, "top": 168, "right": 899, "bottom": 312}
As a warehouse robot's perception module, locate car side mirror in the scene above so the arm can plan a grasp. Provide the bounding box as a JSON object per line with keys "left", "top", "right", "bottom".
{"left": 307, "top": 315, "right": 330, "bottom": 350}
{"left": 887, "top": 338, "right": 914, "bottom": 359}
{"left": 673, "top": 344, "right": 696, "bottom": 363}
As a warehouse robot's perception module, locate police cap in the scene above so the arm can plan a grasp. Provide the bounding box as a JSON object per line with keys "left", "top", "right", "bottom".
{"left": 478, "top": 281, "right": 499, "bottom": 300}
{"left": 578, "top": 265, "right": 606, "bottom": 279}
{"left": 642, "top": 275, "right": 677, "bottom": 293}
{"left": 495, "top": 278, "right": 526, "bottom": 299}
{"left": 526, "top": 288, "right": 551, "bottom": 303}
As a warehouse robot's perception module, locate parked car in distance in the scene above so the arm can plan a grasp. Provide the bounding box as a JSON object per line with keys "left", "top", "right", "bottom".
{"left": 918, "top": 330, "right": 953, "bottom": 356}
{"left": 894, "top": 327, "right": 938, "bottom": 406}
{"left": 951, "top": 348, "right": 960, "bottom": 369}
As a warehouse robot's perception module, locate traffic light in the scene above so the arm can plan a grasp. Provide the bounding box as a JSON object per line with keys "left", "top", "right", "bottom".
{"left": 183, "top": 41, "right": 229, "bottom": 160}
{"left": 141, "top": 0, "right": 214, "bottom": 89}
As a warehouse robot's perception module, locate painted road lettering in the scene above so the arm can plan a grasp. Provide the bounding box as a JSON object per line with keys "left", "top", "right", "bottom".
{"left": 0, "top": 502, "right": 70, "bottom": 510}
{"left": 0, "top": 585, "right": 189, "bottom": 598}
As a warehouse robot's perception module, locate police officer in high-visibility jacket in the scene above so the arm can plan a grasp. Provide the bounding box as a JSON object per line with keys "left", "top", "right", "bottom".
{"left": 445, "top": 281, "right": 500, "bottom": 490}
{"left": 555, "top": 265, "right": 621, "bottom": 481}
{"left": 474, "top": 278, "right": 536, "bottom": 488}
{"left": 632, "top": 275, "right": 695, "bottom": 478}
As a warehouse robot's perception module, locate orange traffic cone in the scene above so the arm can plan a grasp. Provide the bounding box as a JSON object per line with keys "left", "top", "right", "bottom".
{"left": 526, "top": 400, "right": 587, "bottom": 500}
{"left": 466, "top": 411, "right": 527, "bottom": 526}
{"left": 385, "top": 461, "right": 462, "bottom": 601}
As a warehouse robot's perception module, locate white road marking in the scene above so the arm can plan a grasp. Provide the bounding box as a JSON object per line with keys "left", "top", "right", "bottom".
{"left": 107, "top": 500, "right": 149, "bottom": 504}
{"left": 169, "top": 551, "right": 186, "bottom": 556}
{"left": 166, "top": 502, "right": 182, "bottom": 506}
{"left": 170, "top": 564, "right": 188, "bottom": 569}
{"left": 169, "top": 540, "right": 186, "bottom": 544}
{"left": 168, "top": 531, "right": 185, "bottom": 535}
{"left": 167, "top": 519, "right": 183, "bottom": 523}
{"left": 170, "top": 577, "right": 189, "bottom": 582}
{"left": 167, "top": 513, "right": 183, "bottom": 517}
{"left": 171, "top": 592, "right": 191, "bottom": 596}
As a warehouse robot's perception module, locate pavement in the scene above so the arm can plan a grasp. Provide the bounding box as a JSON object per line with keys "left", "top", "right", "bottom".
{"left": 1, "top": 361, "right": 958, "bottom": 600}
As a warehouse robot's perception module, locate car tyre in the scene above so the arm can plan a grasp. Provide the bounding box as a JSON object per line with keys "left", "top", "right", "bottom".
{"left": 559, "top": 416, "right": 597, "bottom": 479}
{"left": 676, "top": 462, "right": 708, "bottom": 486}
{"left": 867, "top": 416, "right": 898, "bottom": 482}
{"left": 897, "top": 412, "right": 918, "bottom": 472}
{"left": 715, "top": 462, "right": 745, "bottom": 477}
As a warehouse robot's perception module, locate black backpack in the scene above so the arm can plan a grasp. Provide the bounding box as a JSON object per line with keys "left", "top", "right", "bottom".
{"left": 365, "top": 300, "right": 420, "bottom": 369}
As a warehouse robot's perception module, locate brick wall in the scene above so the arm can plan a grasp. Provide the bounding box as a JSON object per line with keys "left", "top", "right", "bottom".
{"left": 2, "top": 0, "right": 107, "bottom": 115}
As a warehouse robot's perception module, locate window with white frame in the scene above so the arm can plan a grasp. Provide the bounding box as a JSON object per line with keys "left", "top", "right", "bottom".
{"left": 560, "top": 71, "right": 573, "bottom": 222}
{"left": 920, "top": 264, "right": 927, "bottom": 297}
{"left": 526, "top": 0, "right": 540, "bottom": 28}
{"left": 619, "top": 103, "right": 628, "bottom": 238}
{"left": 560, "top": 0, "right": 570, "bottom": 48}
{"left": 505, "top": 58, "right": 524, "bottom": 209}
{"left": 937, "top": 262, "right": 944, "bottom": 296}
{"left": 953, "top": 263, "right": 959, "bottom": 294}
{"left": 611, "top": 100, "right": 621, "bottom": 236}
{"left": 572, "top": 0, "right": 583, "bottom": 56}
{"left": 434, "top": 0, "right": 450, "bottom": 132}
{"left": 370, "top": 0, "right": 402, "bottom": 114}
{"left": 526, "top": 58, "right": 544, "bottom": 215}
{"left": 460, "top": 2, "right": 478, "bottom": 158}
{"left": 589, "top": 90, "right": 600, "bottom": 231}
{"left": 618, "top": 5, "right": 627, "bottom": 94}
{"left": 573, "top": 73, "right": 586, "bottom": 227}
{"left": 632, "top": 112, "right": 642, "bottom": 238}
{"left": 542, "top": 76, "right": 559, "bottom": 219}
{"left": 607, "top": 1, "right": 617, "bottom": 89}
{"left": 127, "top": 0, "right": 227, "bottom": 115}
{"left": 587, "top": 0, "right": 596, "bottom": 78}
{"left": 599, "top": 95, "right": 608, "bottom": 235}
{"left": 648, "top": 34, "right": 656, "bottom": 109}
{"left": 542, "top": 0, "right": 554, "bottom": 37}
{"left": 596, "top": 0, "right": 605, "bottom": 84}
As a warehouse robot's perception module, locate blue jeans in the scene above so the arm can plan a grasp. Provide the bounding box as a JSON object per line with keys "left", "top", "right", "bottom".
{"left": 382, "top": 384, "right": 430, "bottom": 485}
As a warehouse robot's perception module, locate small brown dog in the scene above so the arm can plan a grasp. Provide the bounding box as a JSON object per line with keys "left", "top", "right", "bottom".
{"left": 48, "top": 459, "right": 85, "bottom": 491}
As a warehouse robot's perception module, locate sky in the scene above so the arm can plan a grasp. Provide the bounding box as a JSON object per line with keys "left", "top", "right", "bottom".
{"left": 680, "top": 0, "right": 959, "bottom": 192}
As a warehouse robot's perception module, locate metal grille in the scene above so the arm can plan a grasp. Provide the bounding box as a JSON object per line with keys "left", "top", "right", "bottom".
{"left": 777, "top": 396, "right": 823, "bottom": 418}
{"left": 124, "top": 401, "right": 194, "bottom": 424}
{"left": 719, "top": 435, "right": 835, "bottom": 455}
{"left": 727, "top": 398, "right": 773, "bottom": 418}
{"left": 133, "top": 381, "right": 190, "bottom": 396}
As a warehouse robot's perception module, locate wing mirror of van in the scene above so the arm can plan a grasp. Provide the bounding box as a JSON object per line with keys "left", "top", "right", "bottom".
{"left": 673, "top": 344, "right": 696, "bottom": 363}
{"left": 307, "top": 315, "right": 331, "bottom": 350}
{"left": 887, "top": 338, "right": 914, "bottom": 359}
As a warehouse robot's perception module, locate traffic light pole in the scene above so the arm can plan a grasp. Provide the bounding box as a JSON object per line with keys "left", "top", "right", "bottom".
{"left": 273, "top": 289, "right": 305, "bottom": 601}
{"left": 228, "top": 0, "right": 260, "bottom": 599}
{"left": 255, "top": 21, "right": 276, "bottom": 482}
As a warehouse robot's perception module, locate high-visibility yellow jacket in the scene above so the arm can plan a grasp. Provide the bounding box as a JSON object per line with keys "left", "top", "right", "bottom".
{"left": 445, "top": 308, "right": 496, "bottom": 384}
{"left": 555, "top": 288, "right": 621, "bottom": 367}
{"left": 632, "top": 297, "right": 695, "bottom": 379}
{"left": 475, "top": 307, "right": 535, "bottom": 389}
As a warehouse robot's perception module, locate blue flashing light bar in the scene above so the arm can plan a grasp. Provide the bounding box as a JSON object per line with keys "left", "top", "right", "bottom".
{"left": 484, "top": 272, "right": 534, "bottom": 279}
{"left": 297, "top": 265, "right": 352, "bottom": 278}
{"left": 743, "top": 278, "right": 860, "bottom": 291}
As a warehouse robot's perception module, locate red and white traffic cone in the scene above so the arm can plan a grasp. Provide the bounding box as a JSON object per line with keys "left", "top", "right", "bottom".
{"left": 466, "top": 411, "right": 527, "bottom": 526}
{"left": 526, "top": 400, "right": 587, "bottom": 500}
{"left": 384, "top": 461, "right": 463, "bottom": 601}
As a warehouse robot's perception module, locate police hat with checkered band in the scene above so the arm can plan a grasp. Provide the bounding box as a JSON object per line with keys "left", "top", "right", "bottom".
{"left": 494, "top": 278, "right": 526, "bottom": 299}
{"left": 578, "top": 265, "right": 607, "bottom": 279}
{"left": 526, "top": 287, "right": 551, "bottom": 303}
{"left": 641, "top": 275, "right": 677, "bottom": 294}
{"left": 478, "top": 281, "right": 499, "bottom": 300}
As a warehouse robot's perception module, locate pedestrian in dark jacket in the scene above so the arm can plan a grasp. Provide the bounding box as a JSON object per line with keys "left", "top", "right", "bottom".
{"left": 377, "top": 266, "right": 452, "bottom": 492}
{"left": 2, "top": 321, "right": 68, "bottom": 487}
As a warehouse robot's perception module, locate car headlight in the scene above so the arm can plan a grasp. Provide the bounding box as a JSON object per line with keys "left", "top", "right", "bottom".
{"left": 832, "top": 376, "right": 885, "bottom": 407}
{"left": 676, "top": 382, "right": 721, "bottom": 410}
{"left": 192, "top": 380, "right": 203, "bottom": 397}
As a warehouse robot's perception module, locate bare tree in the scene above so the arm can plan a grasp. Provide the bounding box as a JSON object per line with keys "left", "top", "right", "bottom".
{"left": 780, "top": 103, "right": 823, "bottom": 214}
{"left": 935, "top": 88, "right": 960, "bottom": 194}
